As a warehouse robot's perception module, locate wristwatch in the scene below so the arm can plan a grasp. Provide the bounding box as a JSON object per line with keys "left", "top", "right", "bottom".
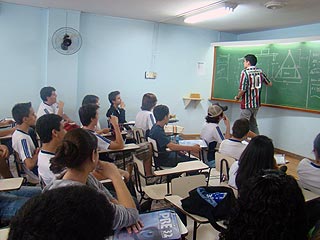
{"left": 234, "top": 96, "right": 240, "bottom": 100}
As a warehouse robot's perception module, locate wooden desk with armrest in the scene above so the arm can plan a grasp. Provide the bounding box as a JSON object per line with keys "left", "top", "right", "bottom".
{"left": 154, "top": 161, "right": 209, "bottom": 195}
{"left": 0, "top": 178, "right": 24, "bottom": 192}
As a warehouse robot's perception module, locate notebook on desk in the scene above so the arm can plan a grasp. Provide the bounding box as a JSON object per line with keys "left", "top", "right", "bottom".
{"left": 114, "top": 209, "right": 181, "bottom": 240}
{"left": 0, "top": 177, "right": 24, "bottom": 191}
{"left": 274, "top": 154, "right": 289, "bottom": 165}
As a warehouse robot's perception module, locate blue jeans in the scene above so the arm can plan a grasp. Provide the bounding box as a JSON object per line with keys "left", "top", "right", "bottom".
{"left": 0, "top": 186, "right": 41, "bottom": 221}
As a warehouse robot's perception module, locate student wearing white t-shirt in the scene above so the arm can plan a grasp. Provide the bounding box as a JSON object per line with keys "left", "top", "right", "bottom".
{"left": 36, "top": 114, "right": 66, "bottom": 186}
{"left": 200, "top": 105, "right": 231, "bottom": 167}
{"left": 219, "top": 118, "right": 251, "bottom": 160}
{"left": 135, "top": 93, "right": 157, "bottom": 138}
{"left": 297, "top": 133, "right": 320, "bottom": 194}
{"left": 79, "top": 104, "right": 135, "bottom": 193}
{"left": 37, "top": 86, "right": 73, "bottom": 122}
{"left": 79, "top": 104, "right": 124, "bottom": 152}
{"left": 81, "top": 94, "right": 110, "bottom": 135}
{"left": 12, "top": 102, "right": 39, "bottom": 180}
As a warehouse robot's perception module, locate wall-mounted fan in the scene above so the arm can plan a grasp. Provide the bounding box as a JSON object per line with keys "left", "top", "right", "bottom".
{"left": 52, "top": 27, "right": 82, "bottom": 55}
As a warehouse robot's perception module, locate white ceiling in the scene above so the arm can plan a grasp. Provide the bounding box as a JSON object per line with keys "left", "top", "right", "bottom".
{"left": 2, "top": 0, "right": 320, "bottom": 33}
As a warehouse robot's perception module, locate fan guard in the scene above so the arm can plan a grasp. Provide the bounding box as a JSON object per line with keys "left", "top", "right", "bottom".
{"left": 52, "top": 27, "right": 82, "bottom": 55}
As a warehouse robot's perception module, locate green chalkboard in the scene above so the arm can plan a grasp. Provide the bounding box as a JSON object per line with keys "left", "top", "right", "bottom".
{"left": 212, "top": 42, "right": 320, "bottom": 113}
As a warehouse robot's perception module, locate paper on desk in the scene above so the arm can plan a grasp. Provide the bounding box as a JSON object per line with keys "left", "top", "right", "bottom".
{"left": 179, "top": 139, "right": 207, "bottom": 148}
{"left": 274, "top": 154, "right": 288, "bottom": 165}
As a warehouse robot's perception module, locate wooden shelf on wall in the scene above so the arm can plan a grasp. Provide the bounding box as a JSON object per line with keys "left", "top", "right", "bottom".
{"left": 182, "top": 97, "right": 203, "bottom": 108}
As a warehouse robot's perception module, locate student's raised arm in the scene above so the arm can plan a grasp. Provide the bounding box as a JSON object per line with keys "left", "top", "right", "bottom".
{"left": 109, "top": 116, "right": 124, "bottom": 150}
{"left": 222, "top": 114, "right": 231, "bottom": 139}
{"left": 97, "top": 162, "right": 135, "bottom": 208}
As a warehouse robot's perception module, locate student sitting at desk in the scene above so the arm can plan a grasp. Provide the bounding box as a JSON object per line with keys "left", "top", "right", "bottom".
{"left": 45, "top": 128, "right": 141, "bottom": 231}
{"left": 79, "top": 104, "right": 124, "bottom": 152}
{"left": 134, "top": 93, "right": 157, "bottom": 177}
{"left": 219, "top": 118, "right": 251, "bottom": 160}
{"left": 79, "top": 104, "right": 134, "bottom": 179}
{"left": 200, "top": 104, "right": 231, "bottom": 167}
{"left": 37, "top": 113, "right": 130, "bottom": 190}
{"left": 0, "top": 144, "right": 41, "bottom": 223}
{"left": 297, "top": 133, "right": 320, "bottom": 195}
{"left": 80, "top": 104, "right": 136, "bottom": 180}
{"left": 81, "top": 94, "right": 110, "bottom": 135}
{"left": 11, "top": 102, "right": 39, "bottom": 181}
{"left": 36, "top": 114, "right": 66, "bottom": 186}
{"left": 106, "top": 90, "right": 127, "bottom": 125}
{"left": 8, "top": 186, "right": 114, "bottom": 240}
{"left": 135, "top": 93, "right": 157, "bottom": 139}
{"left": 229, "top": 135, "right": 277, "bottom": 190}
{"left": 149, "top": 105, "right": 201, "bottom": 168}
{"left": 37, "top": 86, "right": 73, "bottom": 123}
{"left": 226, "top": 169, "right": 308, "bottom": 240}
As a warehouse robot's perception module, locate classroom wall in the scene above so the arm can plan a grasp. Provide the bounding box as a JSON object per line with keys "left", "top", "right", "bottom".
{"left": 0, "top": 3, "right": 46, "bottom": 116}
{"left": 77, "top": 13, "right": 221, "bottom": 129}
{"left": 0, "top": 2, "right": 222, "bottom": 133}
{"left": 232, "top": 24, "right": 320, "bottom": 158}
{"left": 1, "top": 2, "right": 318, "bottom": 158}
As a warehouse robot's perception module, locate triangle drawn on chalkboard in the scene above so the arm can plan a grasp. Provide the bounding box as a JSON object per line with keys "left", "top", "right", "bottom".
{"left": 274, "top": 50, "right": 302, "bottom": 84}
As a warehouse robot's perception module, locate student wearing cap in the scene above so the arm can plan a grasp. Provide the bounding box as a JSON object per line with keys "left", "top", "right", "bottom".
{"left": 200, "top": 105, "right": 231, "bottom": 167}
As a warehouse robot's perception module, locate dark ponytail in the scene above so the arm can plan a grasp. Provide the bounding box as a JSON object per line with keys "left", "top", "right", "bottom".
{"left": 50, "top": 128, "right": 97, "bottom": 173}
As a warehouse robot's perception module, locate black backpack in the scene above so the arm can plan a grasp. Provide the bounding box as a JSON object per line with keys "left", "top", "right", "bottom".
{"left": 181, "top": 186, "right": 236, "bottom": 234}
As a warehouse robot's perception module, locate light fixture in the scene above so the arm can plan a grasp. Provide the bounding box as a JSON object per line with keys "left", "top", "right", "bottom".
{"left": 184, "top": 1, "right": 238, "bottom": 24}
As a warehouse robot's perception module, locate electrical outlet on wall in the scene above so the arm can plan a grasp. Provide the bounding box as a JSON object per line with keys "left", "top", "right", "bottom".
{"left": 145, "top": 71, "right": 157, "bottom": 79}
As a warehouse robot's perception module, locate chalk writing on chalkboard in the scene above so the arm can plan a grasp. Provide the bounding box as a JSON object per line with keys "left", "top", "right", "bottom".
{"left": 212, "top": 42, "right": 320, "bottom": 112}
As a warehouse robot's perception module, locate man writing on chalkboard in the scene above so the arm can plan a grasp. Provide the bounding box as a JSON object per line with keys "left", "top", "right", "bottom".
{"left": 234, "top": 54, "right": 272, "bottom": 134}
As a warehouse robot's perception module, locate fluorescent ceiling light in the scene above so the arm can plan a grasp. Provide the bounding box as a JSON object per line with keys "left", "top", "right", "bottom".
{"left": 184, "top": 2, "right": 237, "bottom": 24}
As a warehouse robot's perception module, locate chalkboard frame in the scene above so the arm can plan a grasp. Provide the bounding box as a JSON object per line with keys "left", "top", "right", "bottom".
{"left": 211, "top": 37, "right": 320, "bottom": 114}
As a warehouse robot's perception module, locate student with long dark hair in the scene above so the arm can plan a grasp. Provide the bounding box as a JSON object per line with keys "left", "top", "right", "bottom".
{"left": 226, "top": 170, "right": 308, "bottom": 240}
{"left": 228, "top": 135, "right": 276, "bottom": 189}
{"left": 45, "top": 128, "right": 141, "bottom": 232}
